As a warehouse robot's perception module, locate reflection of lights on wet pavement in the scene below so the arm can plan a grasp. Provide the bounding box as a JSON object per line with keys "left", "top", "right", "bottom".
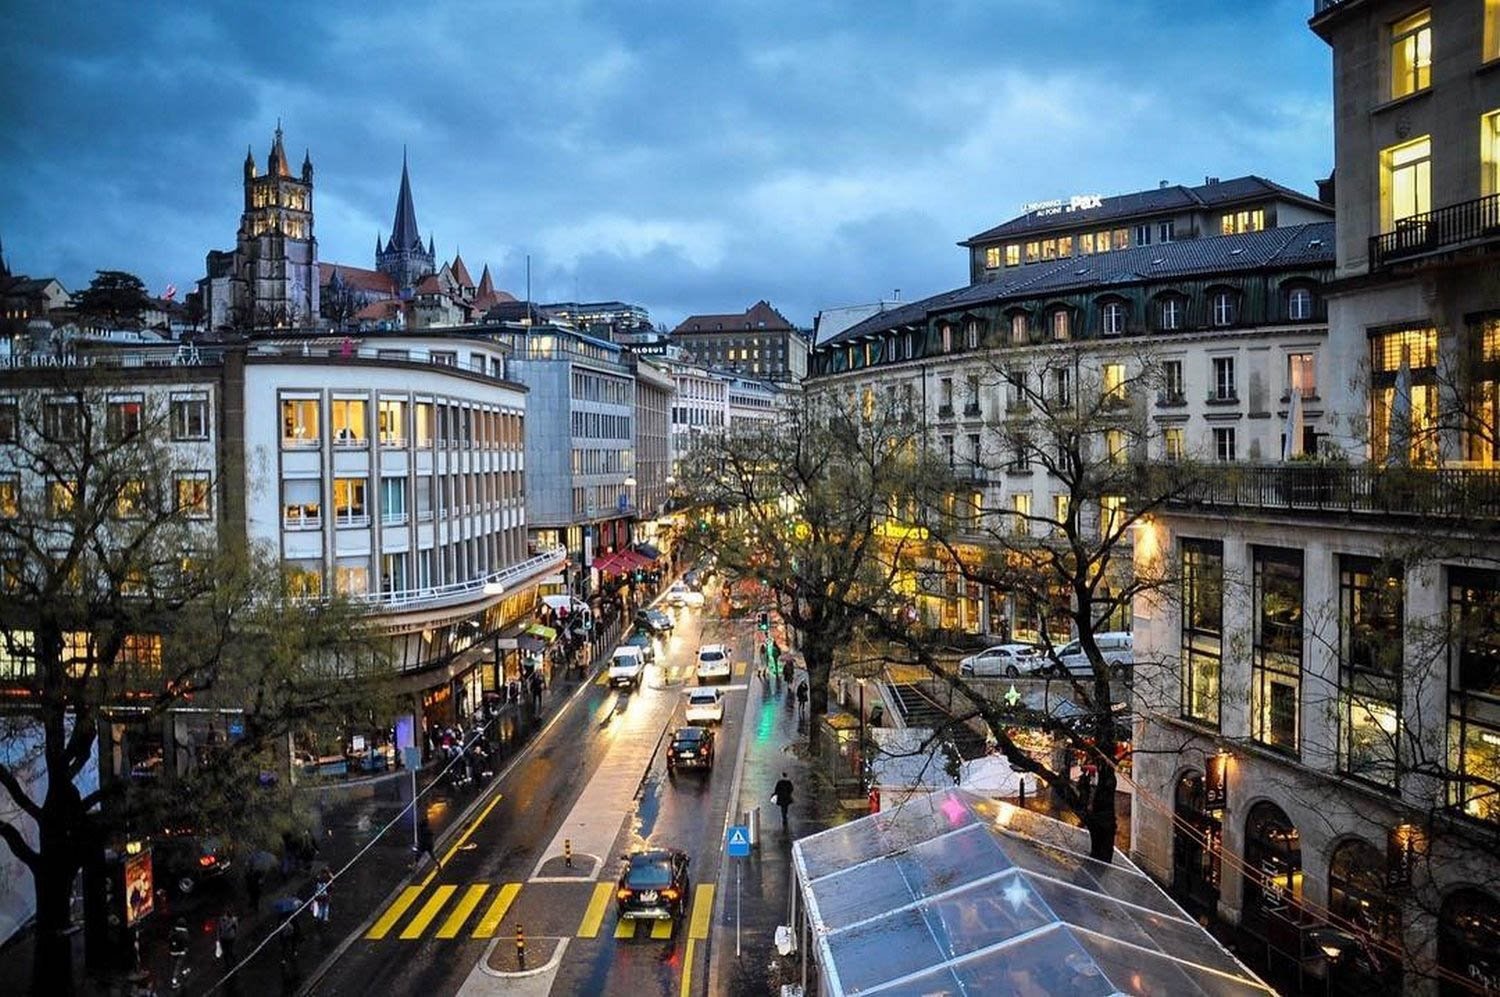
{"left": 756, "top": 700, "right": 777, "bottom": 743}
{"left": 424, "top": 798, "right": 449, "bottom": 822}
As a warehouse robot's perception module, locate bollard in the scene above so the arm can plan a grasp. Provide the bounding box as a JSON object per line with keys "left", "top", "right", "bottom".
{"left": 564, "top": 839, "right": 573, "bottom": 868}
{"left": 516, "top": 922, "right": 526, "bottom": 968}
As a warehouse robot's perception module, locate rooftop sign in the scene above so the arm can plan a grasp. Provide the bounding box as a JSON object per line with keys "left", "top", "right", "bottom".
{"left": 1020, "top": 194, "right": 1104, "bottom": 217}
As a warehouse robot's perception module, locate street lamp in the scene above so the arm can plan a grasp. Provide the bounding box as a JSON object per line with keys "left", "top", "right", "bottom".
{"left": 856, "top": 676, "right": 867, "bottom": 785}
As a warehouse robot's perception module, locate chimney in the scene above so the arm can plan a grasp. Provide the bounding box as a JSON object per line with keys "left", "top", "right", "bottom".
{"left": 1204, "top": 176, "right": 1220, "bottom": 185}
{"left": 1159, "top": 180, "right": 1169, "bottom": 189}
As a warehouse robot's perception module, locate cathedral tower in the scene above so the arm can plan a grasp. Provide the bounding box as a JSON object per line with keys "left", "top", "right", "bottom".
{"left": 375, "top": 150, "right": 436, "bottom": 294}
{"left": 230, "top": 125, "right": 319, "bottom": 328}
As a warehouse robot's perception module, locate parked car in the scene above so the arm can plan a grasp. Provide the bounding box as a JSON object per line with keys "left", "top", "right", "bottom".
{"left": 623, "top": 629, "right": 656, "bottom": 663}
{"left": 635, "top": 608, "right": 673, "bottom": 634}
{"left": 958, "top": 643, "right": 1038, "bottom": 678}
{"left": 666, "top": 726, "right": 715, "bottom": 772}
{"left": 615, "top": 848, "right": 690, "bottom": 921}
{"left": 695, "top": 644, "right": 732, "bottom": 683}
{"left": 152, "top": 833, "right": 232, "bottom": 895}
{"left": 665, "top": 582, "right": 705, "bottom": 608}
{"left": 609, "top": 645, "right": 647, "bottom": 689}
{"left": 1036, "top": 632, "right": 1135, "bottom": 679}
{"left": 683, "top": 687, "right": 724, "bottom": 725}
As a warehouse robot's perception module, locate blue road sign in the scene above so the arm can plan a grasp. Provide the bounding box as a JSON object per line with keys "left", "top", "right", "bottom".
{"left": 726, "top": 824, "right": 751, "bottom": 858}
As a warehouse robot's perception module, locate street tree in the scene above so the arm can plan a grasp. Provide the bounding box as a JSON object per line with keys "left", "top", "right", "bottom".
{"left": 674, "top": 393, "right": 928, "bottom": 747}
{"left": 0, "top": 379, "right": 386, "bottom": 994}
{"left": 71, "top": 270, "right": 154, "bottom": 330}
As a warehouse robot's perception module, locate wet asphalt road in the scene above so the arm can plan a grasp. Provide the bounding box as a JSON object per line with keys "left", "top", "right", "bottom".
{"left": 309, "top": 598, "right": 757, "bottom": 997}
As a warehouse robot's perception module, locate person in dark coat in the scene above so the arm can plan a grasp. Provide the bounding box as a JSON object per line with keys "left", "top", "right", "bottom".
{"left": 772, "top": 773, "right": 795, "bottom": 827}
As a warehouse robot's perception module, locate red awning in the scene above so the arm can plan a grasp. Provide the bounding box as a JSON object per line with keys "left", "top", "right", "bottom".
{"left": 593, "top": 552, "right": 625, "bottom": 573}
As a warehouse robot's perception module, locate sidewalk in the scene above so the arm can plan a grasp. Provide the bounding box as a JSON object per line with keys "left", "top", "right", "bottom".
{"left": 713, "top": 665, "right": 855, "bottom": 996}
{"left": 0, "top": 644, "right": 606, "bottom": 997}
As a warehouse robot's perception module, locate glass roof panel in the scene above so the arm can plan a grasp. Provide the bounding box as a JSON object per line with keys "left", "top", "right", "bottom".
{"left": 813, "top": 856, "right": 921, "bottom": 932}
{"left": 800, "top": 791, "right": 978, "bottom": 882}
{"left": 869, "top": 925, "right": 1117, "bottom": 997}
{"left": 896, "top": 823, "right": 1012, "bottom": 899}
{"left": 920, "top": 870, "right": 1053, "bottom": 956}
{"left": 1131, "top": 908, "right": 1270, "bottom": 982}
{"left": 1079, "top": 930, "right": 1274, "bottom": 996}
{"left": 1026, "top": 875, "right": 1160, "bottom": 951}
{"left": 825, "top": 905, "right": 944, "bottom": 994}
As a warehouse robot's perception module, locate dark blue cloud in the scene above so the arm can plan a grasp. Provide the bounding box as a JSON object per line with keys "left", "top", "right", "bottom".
{"left": 0, "top": 0, "right": 1331, "bottom": 327}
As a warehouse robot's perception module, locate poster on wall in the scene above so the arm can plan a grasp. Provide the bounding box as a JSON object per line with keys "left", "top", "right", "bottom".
{"left": 123, "top": 850, "right": 154, "bottom": 927}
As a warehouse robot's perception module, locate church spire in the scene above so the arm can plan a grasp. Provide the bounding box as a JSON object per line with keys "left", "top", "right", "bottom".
{"left": 388, "top": 147, "right": 422, "bottom": 252}
{"left": 268, "top": 121, "right": 291, "bottom": 177}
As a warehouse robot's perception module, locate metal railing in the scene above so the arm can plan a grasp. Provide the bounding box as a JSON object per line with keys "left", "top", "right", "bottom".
{"left": 1146, "top": 463, "right": 1500, "bottom": 520}
{"left": 1371, "top": 193, "right": 1500, "bottom": 269}
{"left": 347, "top": 545, "right": 567, "bottom": 612}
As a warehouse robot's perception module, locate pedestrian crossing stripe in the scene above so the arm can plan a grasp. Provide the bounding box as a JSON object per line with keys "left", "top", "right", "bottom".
{"left": 472, "top": 882, "right": 520, "bottom": 938}
{"left": 733, "top": 660, "right": 747, "bottom": 678}
{"left": 577, "top": 881, "right": 614, "bottom": 938}
{"left": 366, "top": 885, "right": 425, "bottom": 940}
{"left": 436, "top": 884, "right": 489, "bottom": 939}
{"left": 689, "top": 885, "right": 714, "bottom": 939}
{"left": 614, "top": 918, "right": 674, "bottom": 939}
{"left": 400, "top": 884, "right": 456, "bottom": 939}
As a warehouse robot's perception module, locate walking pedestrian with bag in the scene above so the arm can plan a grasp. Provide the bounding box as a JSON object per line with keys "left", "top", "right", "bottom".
{"left": 772, "top": 772, "right": 795, "bottom": 828}
{"left": 311, "top": 867, "right": 333, "bottom": 936}
{"left": 167, "top": 917, "right": 191, "bottom": 991}
{"left": 216, "top": 909, "right": 239, "bottom": 963}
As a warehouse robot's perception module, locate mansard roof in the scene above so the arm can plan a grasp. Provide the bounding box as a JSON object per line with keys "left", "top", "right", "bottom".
{"left": 824, "top": 221, "right": 1335, "bottom": 347}
{"left": 961, "top": 175, "right": 1330, "bottom": 246}
{"left": 674, "top": 299, "right": 794, "bottom": 333}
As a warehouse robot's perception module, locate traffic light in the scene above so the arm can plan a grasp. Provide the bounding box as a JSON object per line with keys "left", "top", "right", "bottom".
{"left": 757, "top": 611, "right": 769, "bottom": 632}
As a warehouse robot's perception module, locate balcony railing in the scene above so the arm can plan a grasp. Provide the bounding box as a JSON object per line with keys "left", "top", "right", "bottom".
{"left": 1146, "top": 462, "right": 1500, "bottom": 521}
{"left": 1371, "top": 193, "right": 1500, "bottom": 269}
{"left": 346, "top": 545, "right": 567, "bottom": 612}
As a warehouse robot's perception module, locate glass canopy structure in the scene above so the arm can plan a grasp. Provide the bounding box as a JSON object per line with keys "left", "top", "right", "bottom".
{"left": 793, "top": 789, "right": 1272, "bottom": 996}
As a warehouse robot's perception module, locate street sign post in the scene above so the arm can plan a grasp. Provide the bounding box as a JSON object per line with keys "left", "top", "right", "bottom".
{"left": 727, "top": 824, "right": 751, "bottom": 955}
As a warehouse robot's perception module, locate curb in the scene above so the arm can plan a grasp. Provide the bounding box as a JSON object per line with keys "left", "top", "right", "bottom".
{"left": 706, "top": 638, "right": 763, "bottom": 996}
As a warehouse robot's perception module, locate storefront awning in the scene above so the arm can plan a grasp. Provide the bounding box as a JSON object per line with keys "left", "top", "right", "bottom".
{"left": 592, "top": 552, "right": 624, "bottom": 574}
{"left": 525, "top": 622, "right": 558, "bottom": 641}
{"left": 634, "top": 542, "right": 661, "bottom": 561}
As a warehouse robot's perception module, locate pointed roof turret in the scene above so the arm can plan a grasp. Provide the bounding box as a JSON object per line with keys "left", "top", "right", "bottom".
{"left": 428, "top": 234, "right": 435, "bottom": 256}
{"left": 451, "top": 253, "right": 474, "bottom": 288}
{"left": 301, "top": 148, "right": 313, "bottom": 182}
{"left": 268, "top": 122, "right": 292, "bottom": 178}
{"left": 387, "top": 148, "right": 423, "bottom": 252}
{"left": 477, "top": 264, "right": 495, "bottom": 297}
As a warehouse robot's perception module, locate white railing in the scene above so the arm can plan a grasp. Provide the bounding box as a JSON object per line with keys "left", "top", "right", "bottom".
{"left": 284, "top": 512, "right": 322, "bottom": 530}
{"left": 334, "top": 513, "right": 371, "bottom": 529}
{"left": 348, "top": 545, "right": 567, "bottom": 612}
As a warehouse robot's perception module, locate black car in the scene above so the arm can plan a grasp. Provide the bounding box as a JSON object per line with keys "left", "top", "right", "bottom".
{"left": 665, "top": 726, "right": 715, "bottom": 772}
{"left": 615, "top": 848, "right": 690, "bottom": 921}
{"left": 152, "top": 833, "right": 232, "bottom": 895}
{"left": 635, "top": 608, "right": 673, "bottom": 634}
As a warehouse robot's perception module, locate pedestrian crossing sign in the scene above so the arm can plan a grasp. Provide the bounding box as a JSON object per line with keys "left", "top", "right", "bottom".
{"left": 726, "top": 824, "right": 751, "bottom": 858}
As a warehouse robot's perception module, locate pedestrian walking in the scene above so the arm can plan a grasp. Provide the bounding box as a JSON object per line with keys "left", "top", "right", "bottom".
{"left": 416, "top": 818, "right": 439, "bottom": 869}
{"left": 216, "top": 909, "right": 239, "bottom": 963}
{"left": 796, "top": 680, "right": 809, "bottom": 715}
{"left": 772, "top": 772, "right": 795, "bottom": 828}
{"left": 167, "top": 917, "right": 191, "bottom": 991}
{"left": 311, "top": 868, "right": 333, "bottom": 931}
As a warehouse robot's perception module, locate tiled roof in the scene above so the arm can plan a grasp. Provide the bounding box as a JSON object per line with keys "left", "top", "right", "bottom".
{"left": 961, "top": 175, "right": 1330, "bottom": 245}
{"left": 319, "top": 262, "right": 397, "bottom": 296}
{"left": 674, "top": 299, "right": 794, "bottom": 333}
{"left": 824, "top": 221, "right": 1335, "bottom": 347}
{"left": 355, "top": 299, "right": 405, "bottom": 322}
{"left": 450, "top": 254, "right": 474, "bottom": 288}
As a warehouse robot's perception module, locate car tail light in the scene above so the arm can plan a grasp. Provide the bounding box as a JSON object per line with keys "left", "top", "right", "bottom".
{"left": 616, "top": 888, "right": 633, "bottom": 900}
{"left": 661, "top": 888, "right": 679, "bottom": 901}
{"left": 199, "top": 855, "right": 217, "bottom": 867}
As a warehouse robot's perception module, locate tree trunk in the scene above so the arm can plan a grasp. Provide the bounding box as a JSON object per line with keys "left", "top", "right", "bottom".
{"left": 801, "top": 633, "right": 836, "bottom": 754}
{"left": 31, "top": 844, "right": 80, "bottom": 995}
{"left": 1084, "top": 763, "right": 1118, "bottom": 862}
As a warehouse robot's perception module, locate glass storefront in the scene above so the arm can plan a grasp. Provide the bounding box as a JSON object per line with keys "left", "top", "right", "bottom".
{"left": 1327, "top": 838, "right": 1402, "bottom": 993}
{"left": 1171, "top": 771, "right": 1221, "bottom": 915}
{"left": 1242, "top": 801, "right": 1302, "bottom": 937}
{"left": 1438, "top": 889, "right": 1500, "bottom": 997}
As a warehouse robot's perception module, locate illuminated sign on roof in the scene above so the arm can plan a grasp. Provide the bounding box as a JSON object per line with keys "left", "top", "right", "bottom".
{"left": 1020, "top": 194, "right": 1104, "bottom": 217}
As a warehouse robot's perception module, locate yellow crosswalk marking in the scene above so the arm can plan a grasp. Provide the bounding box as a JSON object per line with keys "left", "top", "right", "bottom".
{"left": 614, "top": 918, "right": 635, "bottom": 939}
{"left": 472, "top": 882, "right": 521, "bottom": 938}
{"left": 436, "top": 883, "right": 489, "bottom": 939}
{"left": 680, "top": 937, "right": 697, "bottom": 997}
{"left": 688, "top": 884, "right": 714, "bottom": 940}
{"left": 733, "top": 660, "right": 747, "bottom": 678}
{"left": 595, "top": 670, "right": 608, "bottom": 686}
{"left": 366, "top": 885, "right": 425, "bottom": 940}
{"left": 577, "top": 882, "right": 614, "bottom": 938}
{"left": 400, "top": 884, "right": 456, "bottom": 940}
{"left": 650, "top": 919, "right": 674, "bottom": 939}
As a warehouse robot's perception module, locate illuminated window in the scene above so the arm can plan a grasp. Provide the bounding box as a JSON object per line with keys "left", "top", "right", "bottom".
{"left": 63, "top": 632, "right": 92, "bottom": 678}
{"left": 331, "top": 398, "right": 367, "bottom": 445}
{"left": 1390, "top": 9, "right": 1432, "bottom": 99}
{"left": 1214, "top": 427, "right": 1236, "bottom": 462}
{"left": 1253, "top": 547, "right": 1303, "bottom": 755}
{"left": 119, "top": 634, "right": 163, "bottom": 679}
{"left": 1105, "top": 428, "right": 1126, "bottom": 464}
{"left": 0, "top": 475, "right": 17, "bottom": 518}
{"left": 1010, "top": 313, "right": 1028, "bottom": 345}
{"left": 48, "top": 480, "right": 76, "bottom": 518}
{"left": 1079, "top": 232, "right": 1095, "bottom": 255}
{"left": 1181, "top": 539, "right": 1224, "bottom": 727}
{"left": 1103, "top": 363, "right": 1126, "bottom": 404}
{"left": 1112, "top": 228, "right": 1129, "bottom": 250}
{"left": 1484, "top": 110, "right": 1500, "bottom": 196}
{"left": 333, "top": 477, "right": 368, "bottom": 526}
{"left": 1025, "top": 241, "right": 1040, "bottom": 264}
{"left": 984, "top": 246, "right": 1001, "bottom": 269}
{"left": 1381, "top": 136, "right": 1431, "bottom": 229}
{"left": 1052, "top": 494, "right": 1069, "bottom": 531}
{"left": 1371, "top": 327, "right": 1439, "bottom": 464}
{"left": 1219, "top": 209, "right": 1265, "bottom": 235}
{"left": 1289, "top": 353, "right": 1317, "bottom": 399}
{"left": 1051, "top": 309, "right": 1070, "bottom": 342}
{"left": 280, "top": 397, "right": 320, "bottom": 447}
{"left": 414, "top": 401, "right": 433, "bottom": 447}
{"left": 1057, "top": 236, "right": 1073, "bottom": 258}
{"left": 1005, "top": 244, "right": 1020, "bottom": 267}
{"left": 1164, "top": 427, "right": 1185, "bottom": 461}
{"left": 0, "top": 630, "right": 35, "bottom": 680}
{"left": 1448, "top": 568, "right": 1500, "bottom": 824}
{"left": 282, "top": 479, "right": 321, "bottom": 529}
{"left": 1095, "top": 230, "right": 1112, "bottom": 253}
{"left": 173, "top": 472, "right": 211, "bottom": 519}
{"left": 1488, "top": 0, "right": 1500, "bottom": 62}
{"left": 1339, "top": 558, "right": 1403, "bottom": 788}
{"left": 1011, "top": 493, "right": 1032, "bottom": 535}
{"left": 1468, "top": 318, "right": 1500, "bottom": 464}
{"left": 335, "top": 557, "right": 370, "bottom": 596}
{"left": 1041, "top": 239, "right": 1057, "bottom": 261}
{"left": 112, "top": 479, "right": 147, "bottom": 520}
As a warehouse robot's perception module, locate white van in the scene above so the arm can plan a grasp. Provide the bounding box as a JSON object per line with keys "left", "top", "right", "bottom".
{"left": 1042, "top": 632, "right": 1134, "bottom": 679}
{"left": 609, "top": 645, "right": 646, "bottom": 689}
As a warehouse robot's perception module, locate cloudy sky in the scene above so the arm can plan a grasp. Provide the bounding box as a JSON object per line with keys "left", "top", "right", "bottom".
{"left": 0, "top": 0, "right": 1332, "bottom": 329}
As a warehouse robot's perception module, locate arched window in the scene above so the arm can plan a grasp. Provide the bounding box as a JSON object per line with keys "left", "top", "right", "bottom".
{"left": 1101, "top": 300, "right": 1128, "bottom": 336}
{"left": 1010, "top": 312, "right": 1029, "bottom": 346}
{"left": 1328, "top": 839, "right": 1399, "bottom": 943}
{"left": 965, "top": 319, "right": 981, "bottom": 350}
{"left": 1211, "top": 290, "right": 1239, "bottom": 327}
{"left": 941, "top": 324, "right": 953, "bottom": 353}
{"left": 1242, "top": 801, "right": 1301, "bottom": 935}
{"left": 1286, "top": 285, "right": 1316, "bottom": 322}
{"left": 1050, "top": 309, "right": 1071, "bottom": 342}
{"left": 1172, "top": 771, "right": 1221, "bottom": 913}
{"left": 1439, "top": 889, "right": 1500, "bottom": 997}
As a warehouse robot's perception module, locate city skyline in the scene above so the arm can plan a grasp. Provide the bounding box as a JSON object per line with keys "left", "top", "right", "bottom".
{"left": 1, "top": 0, "right": 1332, "bottom": 327}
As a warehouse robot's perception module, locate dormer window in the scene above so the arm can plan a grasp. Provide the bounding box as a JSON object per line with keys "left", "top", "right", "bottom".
{"left": 965, "top": 321, "right": 980, "bottom": 350}
{"left": 1051, "top": 309, "right": 1071, "bottom": 342}
{"left": 1101, "top": 301, "right": 1128, "bottom": 336}
{"left": 941, "top": 325, "right": 953, "bottom": 353}
{"left": 1287, "top": 286, "right": 1315, "bottom": 322}
{"left": 1158, "top": 295, "right": 1184, "bottom": 331}
{"left": 1010, "top": 313, "right": 1028, "bottom": 346}
{"left": 1211, "top": 291, "right": 1238, "bottom": 327}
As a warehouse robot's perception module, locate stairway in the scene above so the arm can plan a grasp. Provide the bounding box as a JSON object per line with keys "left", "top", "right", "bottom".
{"left": 887, "top": 683, "right": 989, "bottom": 760}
